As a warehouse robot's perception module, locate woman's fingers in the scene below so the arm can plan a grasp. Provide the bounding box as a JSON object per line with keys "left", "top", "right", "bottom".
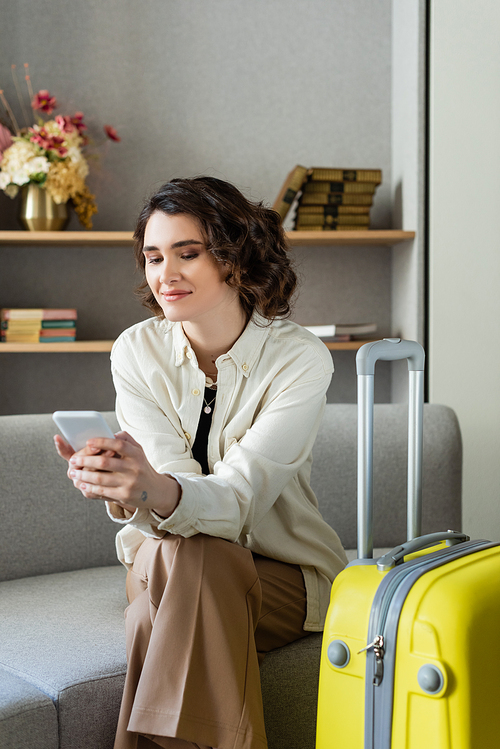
{"left": 69, "top": 465, "right": 124, "bottom": 488}
{"left": 53, "top": 435, "right": 75, "bottom": 461}
{"left": 70, "top": 469, "right": 136, "bottom": 506}
{"left": 69, "top": 453, "right": 123, "bottom": 473}
{"left": 85, "top": 433, "right": 134, "bottom": 457}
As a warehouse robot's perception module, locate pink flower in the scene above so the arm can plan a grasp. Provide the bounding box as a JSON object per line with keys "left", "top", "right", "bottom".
{"left": 71, "top": 112, "right": 87, "bottom": 134}
{"left": 31, "top": 89, "right": 57, "bottom": 115}
{"left": 55, "top": 112, "right": 88, "bottom": 145}
{"left": 104, "top": 125, "right": 120, "bottom": 142}
{"left": 55, "top": 115, "right": 75, "bottom": 133}
{"left": 28, "top": 126, "right": 68, "bottom": 157}
{"left": 0, "top": 123, "right": 13, "bottom": 160}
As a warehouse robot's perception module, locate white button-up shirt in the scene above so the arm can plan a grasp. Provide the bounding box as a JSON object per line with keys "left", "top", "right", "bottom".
{"left": 108, "top": 314, "right": 347, "bottom": 630}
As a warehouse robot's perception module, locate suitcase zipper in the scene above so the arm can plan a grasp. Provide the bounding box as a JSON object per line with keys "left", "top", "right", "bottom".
{"left": 358, "top": 634, "right": 385, "bottom": 686}
{"left": 360, "top": 559, "right": 426, "bottom": 688}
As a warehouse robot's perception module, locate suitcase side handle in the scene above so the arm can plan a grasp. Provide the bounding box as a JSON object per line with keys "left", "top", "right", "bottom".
{"left": 356, "top": 339, "right": 426, "bottom": 559}
{"left": 376, "top": 531, "right": 470, "bottom": 571}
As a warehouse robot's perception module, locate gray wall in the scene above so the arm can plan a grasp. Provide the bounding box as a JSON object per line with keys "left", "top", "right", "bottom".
{"left": 1, "top": 0, "right": 394, "bottom": 413}
{"left": 429, "top": 0, "right": 500, "bottom": 540}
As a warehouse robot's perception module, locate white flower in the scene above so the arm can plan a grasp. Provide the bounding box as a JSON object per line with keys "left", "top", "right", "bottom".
{"left": 1, "top": 140, "right": 39, "bottom": 173}
{"left": 67, "top": 145, "right": 88, "bottom": 173}
{"left": 11, "top": 168, "right": 31, "bottom": 186}
{"left": 27, "top": 156, "right": 50, "bottom": 174}
{"left": 0, "top": 171, "right": 11, "bottom": 189}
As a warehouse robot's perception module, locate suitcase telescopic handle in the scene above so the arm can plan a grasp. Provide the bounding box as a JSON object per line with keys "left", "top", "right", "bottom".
{"left": 356, "top": 339, "right": 426, "bottom": 560}
{"left": 376, "top": 531, "right": 470, "bottom": 571}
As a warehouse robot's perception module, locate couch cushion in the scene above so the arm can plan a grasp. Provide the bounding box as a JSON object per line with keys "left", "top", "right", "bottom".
{"left": 0, "top": 565, "right": 128, "bottom": 749}
{"left": 0, "top": 564, "right": 325, "bottom": 749}
{"left": 261, "top": 633, "right": 323, "bottom": 749}
{"left": 0, "top": 412, "right": 122, "bottom": 582}
{"left": 0, "top": 668, "right": 59, "bottom": 749}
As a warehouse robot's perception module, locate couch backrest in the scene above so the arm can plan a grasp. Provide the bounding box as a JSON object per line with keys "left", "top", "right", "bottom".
{"left": 0, "top": 412, "right": 121, "bottom": 583}
{"left": 311, "top": 403, "right": 462, "bottom": 551}
{"left": 0, "top": 404, "right": 462, "bottom": 582}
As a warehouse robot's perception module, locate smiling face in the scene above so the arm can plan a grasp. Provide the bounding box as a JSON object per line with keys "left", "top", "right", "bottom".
{"left": 142, "top": 211, "right": 242, "bottom": 327}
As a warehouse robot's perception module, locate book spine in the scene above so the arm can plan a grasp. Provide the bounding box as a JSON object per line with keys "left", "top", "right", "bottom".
{"left": 1, "top": 308, "right": 44, "bottom": 321}
{"left": 2, "top": 333, "right": 40, "bottom": 343}
{"left": 41, "top": 320, "right": 77, "bottom": 329}
{"left": 1, "top": 308, "right": 77, "bottom": 321}
{"left": 310, "top": 168, "right": 382, "bottom": 184}
{"left": 295, "top": 215, "right": 370, "bottom": 228}
{"left": 273, "top": 165, "right": 310, "bottom": 220}
{"left": 297, "top": 205, "right": 370, "bottom": 217}
{"left": 303, "top": 181, "right": 377, "bottom": 195}
{"left": 299, "top": 193, "right": 373, "bottom": 206}
{"left": 39, "top": 336, "right": 77, "bottom": 342}
{"left": 42, "top": 309, "right": 78, "bottom": 320}
{"left": 1, "top": 322, "right": 41, "bottom": 331}
{"left": 294, "top": 224, "right": 369, "bottom": 231}
{"left": 39, "top": 329, "right": 76, "bottom": 338}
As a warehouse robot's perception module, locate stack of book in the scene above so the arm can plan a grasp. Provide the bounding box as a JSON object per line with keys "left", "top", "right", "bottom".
{"left": 1, "top": 308, "right": 77, "bottom": 343}
{"left": 273, "top": 165, "right": 382, "bottom": 230}
{"left": 303, "top": 322, "right": 378, "bottom": 342}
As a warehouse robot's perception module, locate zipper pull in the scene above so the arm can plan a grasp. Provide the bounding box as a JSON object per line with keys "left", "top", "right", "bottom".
{"left": 373, "top": 650, "right": 385, "bottom": 686}
{"left": 358, "top": 634, "right": 384, "bottom": 655}
{"left": 358, "top": 635, "right": 385, "bottom": 686}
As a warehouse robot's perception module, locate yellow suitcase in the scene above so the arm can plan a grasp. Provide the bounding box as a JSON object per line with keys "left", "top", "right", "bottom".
{"left": 316, "top": 340, "right": 500, "bottom": 749}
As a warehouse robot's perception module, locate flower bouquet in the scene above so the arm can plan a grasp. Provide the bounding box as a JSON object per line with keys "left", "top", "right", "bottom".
{"left": 0, "top": 64, "right": 120, "bottom": 229}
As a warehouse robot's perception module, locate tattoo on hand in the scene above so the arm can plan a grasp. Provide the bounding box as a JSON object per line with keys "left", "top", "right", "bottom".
{"left": 141, "top": 491, "right": 148, "bottom": 502}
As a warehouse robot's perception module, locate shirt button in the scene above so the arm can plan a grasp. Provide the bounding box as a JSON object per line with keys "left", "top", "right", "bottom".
{"left": 184, "top": 432, "right": 191, "bottom": 441}
{"left": 192, "top": 389, "right": 200, "bottom": 396}
{"left": 186, "top": 351, "right": 192, "bottom": 359}
{"left": 242, "top": 363, "right": 249, "bottom": 371}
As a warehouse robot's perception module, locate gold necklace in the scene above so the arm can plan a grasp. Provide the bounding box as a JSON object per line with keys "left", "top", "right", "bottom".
{"left": 203, "top": 394, "right": 216, "bottom": 414}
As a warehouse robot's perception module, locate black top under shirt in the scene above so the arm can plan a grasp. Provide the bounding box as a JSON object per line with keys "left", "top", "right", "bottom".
{"left": 191, "top": 386, "right": 216, "bottom": 475}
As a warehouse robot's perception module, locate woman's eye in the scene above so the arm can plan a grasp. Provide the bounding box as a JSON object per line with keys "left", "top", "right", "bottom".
{"left": 146, "top": 256, "right": 162, "bottom": 264}
{"left": 181, "top": 253, "right": 198, "bottom": 261}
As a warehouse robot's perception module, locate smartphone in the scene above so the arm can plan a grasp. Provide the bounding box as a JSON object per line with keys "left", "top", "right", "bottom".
{"left": 53, "top": 410, "right": 115, "bottom": 452}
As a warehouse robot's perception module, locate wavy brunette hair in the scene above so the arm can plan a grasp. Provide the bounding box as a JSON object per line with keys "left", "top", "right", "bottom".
{"left": 133, "top": 177, "right": 297, "bottom": 322}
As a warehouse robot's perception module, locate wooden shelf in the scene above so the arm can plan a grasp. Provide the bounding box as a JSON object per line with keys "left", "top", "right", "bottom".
{"left": 286, "top": 230, "right": 414, "bottom": 246}
{"left": 0, "top": 231, "right": 133, "bottom": 245}
{"left": 0, "top": 338, "right": 376, "bottom": 353}
{"left": 0, "top": 229, "right": 415, "bottom": 246}
{"left": 323, "top": 339, "right": 375, "bottom": 350}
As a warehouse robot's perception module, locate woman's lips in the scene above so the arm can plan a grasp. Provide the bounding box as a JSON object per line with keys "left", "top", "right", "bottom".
{"left": 162, "top": 290, "right": 192, "bottom": 302}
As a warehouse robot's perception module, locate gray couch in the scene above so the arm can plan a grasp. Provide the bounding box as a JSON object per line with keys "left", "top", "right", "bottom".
{"left": 0, "top": 404, "right": 462, "bottom": 749}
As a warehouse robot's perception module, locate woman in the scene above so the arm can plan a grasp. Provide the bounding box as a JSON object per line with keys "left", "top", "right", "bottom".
{"left": 54, "top": 177, "right": 347, "bottom": 749}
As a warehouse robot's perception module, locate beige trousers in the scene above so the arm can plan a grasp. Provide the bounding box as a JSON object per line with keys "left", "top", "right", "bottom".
{"left": 113, "top": 534, "right": 309, "bottom": 749}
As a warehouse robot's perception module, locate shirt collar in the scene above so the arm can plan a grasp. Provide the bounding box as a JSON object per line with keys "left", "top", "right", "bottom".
{"left": 223, "top": 313, "right": 270, "bottom": 377}
{"left": 171, "top": 313, "right": 270, "bottom": 376}
{"left": 172, "top": 321, "right": 197, "bottom": 368}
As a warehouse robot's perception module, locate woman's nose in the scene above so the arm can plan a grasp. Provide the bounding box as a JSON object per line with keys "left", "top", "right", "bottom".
{"left": 159, "top": 259, "right": 181, "bottom": 284}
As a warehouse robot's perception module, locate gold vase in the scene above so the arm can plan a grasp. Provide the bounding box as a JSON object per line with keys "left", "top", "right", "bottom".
{"left": 19, "top": 183, "right": 69, "bottom": 231}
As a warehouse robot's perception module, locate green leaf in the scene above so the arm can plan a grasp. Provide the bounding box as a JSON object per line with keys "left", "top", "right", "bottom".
{"left": 30, "top": 173, "right": 47, "bottom": 185}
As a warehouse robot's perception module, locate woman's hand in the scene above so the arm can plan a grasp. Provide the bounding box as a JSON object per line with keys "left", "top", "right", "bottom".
{"left": 62, "top": 431, "right": 181, "bottom": 518}
{"left": 54, "top": 433, "right": 137, "bottom": 515}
